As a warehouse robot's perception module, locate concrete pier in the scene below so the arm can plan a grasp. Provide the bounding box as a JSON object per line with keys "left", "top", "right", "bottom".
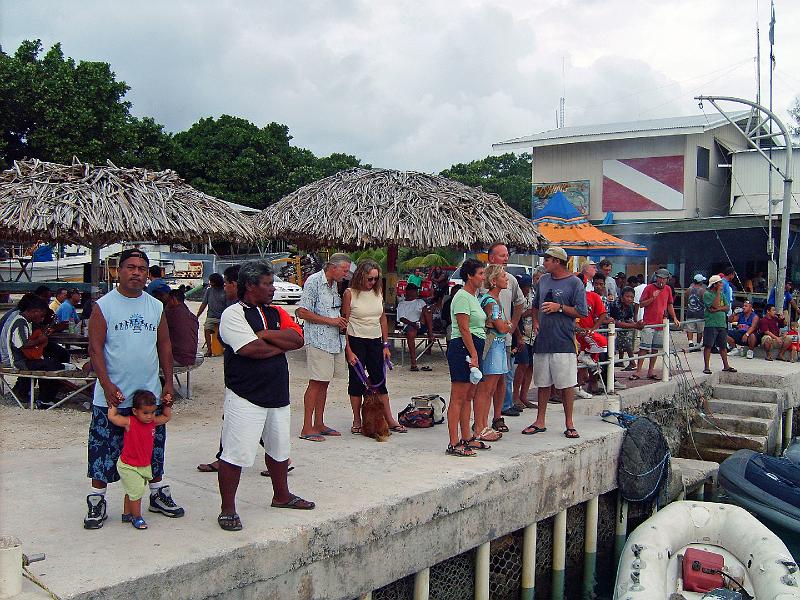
{"left": 1, "top": 404, "right": 624, "bottom": 600}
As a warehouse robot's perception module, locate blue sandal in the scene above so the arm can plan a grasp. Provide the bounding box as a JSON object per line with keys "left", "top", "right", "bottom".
{"left": 131, "top": 516, "right": 148, "bottom": 529}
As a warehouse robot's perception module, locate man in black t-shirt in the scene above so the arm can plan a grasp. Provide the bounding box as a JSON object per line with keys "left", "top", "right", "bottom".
{"left": 216, "top": 260, "right": 313, "bottom": 531}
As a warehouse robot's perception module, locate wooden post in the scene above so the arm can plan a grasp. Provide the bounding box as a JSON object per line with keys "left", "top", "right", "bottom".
{"left": 614, "top": 492, "right": 628, "bottom": 567}
{"left": 582, "top": 497, "right": 599, "bottom": 599}
{"left": 552, "top": 509, "right": 567, "bottom": 600}
{"left": 475, "top": 542, "right": 490, "bottom": 600}
{"left": 661, "top": 317, "right": 670, "bottom": 382}
{"left": 521, "top": 522, "right": 537, "bottom": 600}
{"left": 413, "top": 567, "right": 430, "bottom": 600}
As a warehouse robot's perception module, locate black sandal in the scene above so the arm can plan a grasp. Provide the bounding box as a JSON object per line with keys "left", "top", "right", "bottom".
{"left": 492, "top": 417, "right": 509, "bottom": 433}
{"left": 218, "top": 513, "right": 243, "bottom": 531}
{"left": 466, "top": 436, "right": 491, "bottom": 450}
{"left": 446, "top": 440, "right": 476, "bottom": 457}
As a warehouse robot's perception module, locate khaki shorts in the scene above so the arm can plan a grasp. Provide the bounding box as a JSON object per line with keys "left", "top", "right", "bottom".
{"left": 307, "top": 345, "right": 347, "bottom": 382}
{"left": 116, "top": 459, "right": 153, "bottom": 501}
{"left": 532, "top": 353, "right": 578, "bottom": 390}
{"left": 639, "top": 327, "right": 664, "bottom": 351}
{"left": 204, "top": 317, "right": 221, "bottom": 332}
{"left": 761, "top": 335, "right": 789, "bottom": 347}
{"left": 683, "top": 320, "right": 704, "bottom": 334}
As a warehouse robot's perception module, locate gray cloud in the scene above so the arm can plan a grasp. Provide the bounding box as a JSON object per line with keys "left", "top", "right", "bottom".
{"left": 2, "top": 0, "right": 798, "bottom": 172}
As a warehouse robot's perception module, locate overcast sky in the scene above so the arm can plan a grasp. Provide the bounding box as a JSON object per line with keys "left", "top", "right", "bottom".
{"left": 2, "top": 0, "right": 798, "bottom": 172}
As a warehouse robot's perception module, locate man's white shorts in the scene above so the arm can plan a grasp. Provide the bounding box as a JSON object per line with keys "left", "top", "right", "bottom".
{"left": 220, "top": 388, "right": 290, "bottom": 467}
{"left": 306, "top": 345, "right": 347, "bottom": 382}
{"left": 533, "top": 353, "right": 578, "bottom": 390}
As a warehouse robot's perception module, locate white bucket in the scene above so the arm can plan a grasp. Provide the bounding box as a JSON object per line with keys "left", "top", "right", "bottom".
{"left": 0, "top": 535, "right": 22, "bottom": 598}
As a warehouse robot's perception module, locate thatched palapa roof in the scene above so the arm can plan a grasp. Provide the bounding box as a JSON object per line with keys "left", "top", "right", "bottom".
{"left": 0, "top": 158, "right": 256, "bottom": 245}
{"left": 254, "top": 168, "right": 546, "bottom": 251}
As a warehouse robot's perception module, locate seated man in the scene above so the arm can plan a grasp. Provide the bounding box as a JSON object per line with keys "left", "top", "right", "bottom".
{"left": 759, "top": 304, "right": 791, "bottom": 361}
{"left": 396, "top": 283, "right": 433, "bottom": 372}
{"left": 727, "top": 300, "right": 759, "bottom": 359}
{"left": 54, "top": 289, "right": 82, "bottom": 327}
{"left": 4, "top": 296, "right": 64, "bottom": 407}
{"left": 163, "top": 289, "right": 200, "bottom": 367}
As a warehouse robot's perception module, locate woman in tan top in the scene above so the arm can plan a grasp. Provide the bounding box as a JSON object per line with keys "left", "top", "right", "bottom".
{"left": 342, "top": 260, "right": 407, "bottom": 434}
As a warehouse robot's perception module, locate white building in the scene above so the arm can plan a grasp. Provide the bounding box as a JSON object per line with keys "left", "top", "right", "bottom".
{"left": 493, "top": 113, "right": 752, "bottom": 222}
{"left": 729, "top": 147, "right": 800, "bottom": 216}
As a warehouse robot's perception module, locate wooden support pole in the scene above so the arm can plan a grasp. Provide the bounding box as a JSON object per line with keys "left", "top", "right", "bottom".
{"left": 521, "top": 522, "right": 537, "bottom": 600}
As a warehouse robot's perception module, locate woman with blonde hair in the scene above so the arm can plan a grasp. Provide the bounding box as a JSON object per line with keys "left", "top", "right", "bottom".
{"left": 472, "top": 263, "right": 512, "bottom": 444}
{"left": 342, "top": 260, "right": 407, "bottom": 435}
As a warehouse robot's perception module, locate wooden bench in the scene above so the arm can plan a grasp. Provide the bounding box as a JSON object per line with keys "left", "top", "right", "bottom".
{"left": 387, "top": 333, "right": 447, "bottom": 367}
{"left": 0, "top": 367, "right": 96, "bottom": 410}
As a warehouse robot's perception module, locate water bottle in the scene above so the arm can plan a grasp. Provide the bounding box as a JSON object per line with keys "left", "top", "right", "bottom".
{"left": 466, "top": 356, "right": 483, "bottom": 384}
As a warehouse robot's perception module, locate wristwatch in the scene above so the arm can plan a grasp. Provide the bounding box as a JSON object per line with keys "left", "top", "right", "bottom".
{"left": 558, "top": 303, "right": 564, "bottom": 313}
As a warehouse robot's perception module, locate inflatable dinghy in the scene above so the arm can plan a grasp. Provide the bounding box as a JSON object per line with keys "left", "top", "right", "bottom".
{"left": 718, "top": 448, "right": 800, "bottom": 534}
{"left": 614, "top": 501, "right": 799, "bottom": 599}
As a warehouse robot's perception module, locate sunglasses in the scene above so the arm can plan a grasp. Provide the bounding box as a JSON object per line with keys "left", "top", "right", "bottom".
{"left": 367, "top": 276, "right": 379, "bottom": 282}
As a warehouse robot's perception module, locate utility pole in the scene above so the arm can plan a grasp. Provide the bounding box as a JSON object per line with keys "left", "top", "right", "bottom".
{"left": 695, "top": 95, "right": 793, "bottom": 312}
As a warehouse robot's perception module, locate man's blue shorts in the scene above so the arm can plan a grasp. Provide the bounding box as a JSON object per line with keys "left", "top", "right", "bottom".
{"left": 87, "top": 405, "right": 166, "bottom": 483}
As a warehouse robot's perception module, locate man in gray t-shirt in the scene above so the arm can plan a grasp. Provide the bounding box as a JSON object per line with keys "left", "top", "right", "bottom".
{"left": 523, "top": 246, "right": 587, "bottom": 440}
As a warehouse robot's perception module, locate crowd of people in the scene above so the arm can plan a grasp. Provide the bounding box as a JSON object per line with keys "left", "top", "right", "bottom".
{"left": 3, "top": 242, "right": 799, "bottom": 532}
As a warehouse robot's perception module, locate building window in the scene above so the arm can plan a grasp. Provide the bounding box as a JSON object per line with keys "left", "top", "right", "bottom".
{"left": 697, "top": 146, "right": 710, "bottom": 179}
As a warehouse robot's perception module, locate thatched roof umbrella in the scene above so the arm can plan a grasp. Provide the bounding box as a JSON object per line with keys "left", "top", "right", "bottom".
{"left": 254, "top": 168, "right": 546, "bottom": 271}
{"left": 0, "top": 158, "right": 256, "bottom": 290}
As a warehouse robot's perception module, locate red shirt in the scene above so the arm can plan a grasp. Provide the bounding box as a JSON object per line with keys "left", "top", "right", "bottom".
{"left": 759, "top": 314, "right": 785, "bottom": 337}
{"left": 121, "top": 416, "right": 156, "bottom": 467}
{"left": 578, "top": 291, "right": 606, "bottom": 329}
{"left": 639, "top": 284, "right": 674, "bottom": 325}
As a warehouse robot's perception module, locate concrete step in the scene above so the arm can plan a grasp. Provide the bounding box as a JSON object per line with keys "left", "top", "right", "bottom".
{"left": 690, "top": 428, "right": 768, "bottom": 452}
{"left": 695, "top": 414, "right": 773, "bottom": 436}
{"left": 692, "top": 446, "right": 737, "bottom": 463}
{"left": 712, "top": 384, "right": 780, "bottom": 404}
{"left": 706, "top": 398, "right": 778, "bottom": 420}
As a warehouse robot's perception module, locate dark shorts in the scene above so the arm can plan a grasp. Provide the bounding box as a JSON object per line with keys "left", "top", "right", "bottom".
{"left": 616, "top": 330, "right": 634, "bottom": 354}
{"left": 447, "top": 335, "right": 484, "bottom": 383}
{"left": 347, "top": 336, "right": 389, "bottom": 396}
{"left": 730, "top": 329, "right": 760, "bottom": 346}
{"left": 403, "top": 322, "right": 428, "bottom": 335}
{"left": 88, "top": 405, "right": 166, "bottom": 483}
{"left": 514, "top": 344, "right": 534, "bottom": 365}
{"left": 702, "top": 326, "right": 728, "bottom": 350}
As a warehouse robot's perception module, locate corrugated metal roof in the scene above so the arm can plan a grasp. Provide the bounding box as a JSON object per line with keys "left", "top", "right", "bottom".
{"left": 493, "top": 111, "right": 751, "bottom": 150}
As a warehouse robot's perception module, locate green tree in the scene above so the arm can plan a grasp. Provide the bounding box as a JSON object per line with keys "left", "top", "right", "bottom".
{"left": 789, "top": 96, "right": 800, "bottom": 136}
{"left": 172, "top": 114, "right": 365, "bottom": 209}
{"left": 440, "top": 152, "right": 532, "bottom": 216}
{"left": 0, "top": 40, "right": 171, "bottom": 169}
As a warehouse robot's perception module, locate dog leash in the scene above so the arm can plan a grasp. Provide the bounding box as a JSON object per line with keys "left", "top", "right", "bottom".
{"left": 352, "top": 357, "right": 393, "bottom": 394}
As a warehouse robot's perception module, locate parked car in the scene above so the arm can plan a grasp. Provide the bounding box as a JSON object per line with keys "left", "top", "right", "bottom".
{"left": 272, "top": 274, "right": 302, "bottom": 304}
{"left": 448, "top": 262, "right": 534, "bottom": 288}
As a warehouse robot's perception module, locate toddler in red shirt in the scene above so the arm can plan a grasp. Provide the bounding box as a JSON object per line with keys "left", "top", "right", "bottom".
{"left": 108, "top": 390, "right": 172, "bottom": 529}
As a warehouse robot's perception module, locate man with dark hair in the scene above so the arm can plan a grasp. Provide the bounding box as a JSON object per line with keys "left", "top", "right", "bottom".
{"left": 523, "top": 246, "right": 588, "bottom": 439}
{"left": 145, "top": 264, "right": 166, "bottom": 296}
{"left": 719, "top": 266, "right": 736, "bottom": 316}
{"left": 759, "top": 304, "right": 792, "bottom": 361}
{"left": 768, "top": 280, "right": 798, "bottom": 323}
{"left": 164, "top": 289, "right": 200, "bottom": 367}
{"left": 634, "top": 268, "right": 680, "bottom": 380}
{"left": 54, "top": 289, "right": 81, "bottom": 325}
{"left": 396, "top": 283, "right": 433, "bottom": 371}
{"left": 702, "top": 275, "right": 736, "bottom": 374}
{"left": 84, "top": 248, "right": 181, "bottom": 529}
{"left": 216, "top": 260, "right": 311, "bottom": 530}
{"left": 198, "top": 272, "right": 227, "bottom": 357}
{"left": 223, "top": 265, "right": 241, "bottom": 305}
{"left": 34, "top": 285, "right": 52, "bottom": 301}
{"left": 296, "top": 253, "right": 351, "bottom": 441}
{"left": 3, "top": 295, "right": 65, "bottom": 406}
{"left": 598, "top": 259, "right": 617, "bottom": 302}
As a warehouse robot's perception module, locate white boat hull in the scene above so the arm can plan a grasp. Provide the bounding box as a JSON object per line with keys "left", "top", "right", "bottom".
{"left": 614, "top": 501, "right": 799, "bottom": 599}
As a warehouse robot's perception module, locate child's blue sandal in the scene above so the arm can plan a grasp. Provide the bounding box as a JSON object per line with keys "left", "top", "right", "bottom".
{"left": 131, "top": 516, "right": 148, "bottom": 530}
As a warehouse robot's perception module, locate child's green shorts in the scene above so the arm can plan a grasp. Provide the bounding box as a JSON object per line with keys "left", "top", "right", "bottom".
{"left": 116, "top": 458, "right": 153, "bottom": 501}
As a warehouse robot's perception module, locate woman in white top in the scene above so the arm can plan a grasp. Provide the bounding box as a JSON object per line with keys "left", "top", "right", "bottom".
{"left": 342, "top": 260, "right": 407, "bottom": 435}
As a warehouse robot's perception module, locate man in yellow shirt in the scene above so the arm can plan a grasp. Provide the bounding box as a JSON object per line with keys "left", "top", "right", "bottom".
{"left": 49, "top": 287, "right": 68, "bottom": 313}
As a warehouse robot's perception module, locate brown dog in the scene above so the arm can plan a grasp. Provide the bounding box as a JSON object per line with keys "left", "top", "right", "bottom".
{"left": 361, "top": 394, "right": 390, "bottom": 442}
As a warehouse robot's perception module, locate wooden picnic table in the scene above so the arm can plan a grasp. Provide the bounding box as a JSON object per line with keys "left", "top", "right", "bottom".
{"left": 49, "top": 332, "right": 89, "bottom": 346}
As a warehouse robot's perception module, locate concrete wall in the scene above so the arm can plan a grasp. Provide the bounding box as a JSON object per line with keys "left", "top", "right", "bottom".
{"left": 531, "top": 123, "right": 747, "bottom": 222}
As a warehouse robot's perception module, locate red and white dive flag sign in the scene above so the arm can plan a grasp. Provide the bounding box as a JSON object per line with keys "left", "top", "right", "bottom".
{"left": 602, "top": 155, "right": 684, "bottom": 212}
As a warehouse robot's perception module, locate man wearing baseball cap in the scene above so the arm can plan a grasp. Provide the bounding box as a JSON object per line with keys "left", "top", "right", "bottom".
{"left": 84, "top": 248, "right": 182, "bottom": 529}
{"left": 702, "top": 274, "right": 736, "bottom": 375}
{"left": 633, "top": 268, "right": 680, "bottom": 380}
{"left": 685, "top": 274, "right": 707, "bottom": 349}
{"left": 523, "top": 246, "right": 588, "bottom": 439}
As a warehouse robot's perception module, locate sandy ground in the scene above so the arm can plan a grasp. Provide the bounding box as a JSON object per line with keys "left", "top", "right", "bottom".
{"left": 0, "top": 301, "right": 453, "bottom": 452}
